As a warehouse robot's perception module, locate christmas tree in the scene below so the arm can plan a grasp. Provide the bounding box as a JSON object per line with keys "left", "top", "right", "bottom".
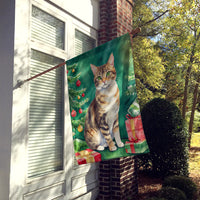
{"left": 67, "top": 63, "right": 89, "bottom": 136}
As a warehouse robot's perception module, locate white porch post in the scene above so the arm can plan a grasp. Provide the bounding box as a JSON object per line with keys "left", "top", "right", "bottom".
{"left": 0, "top": 0, "right": 15, "bottom": 200}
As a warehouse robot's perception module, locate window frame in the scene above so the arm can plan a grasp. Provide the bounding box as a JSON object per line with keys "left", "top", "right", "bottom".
{"left": 12, "top": 0, "right": 99, "bottom": 199}
{"left": 27, "top": 1, "right": 68, "bottom": 183}
{"left": 25, "top": 0, "right": 98, "bottom": 183}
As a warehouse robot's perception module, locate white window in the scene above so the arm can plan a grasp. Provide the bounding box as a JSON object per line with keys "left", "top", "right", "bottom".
{"left": 28, "top": 5, "right": 98, "bottom": 178}
{"left": 28, "top": 6, "right": 65, "bottom": 178}
{"left": 28, "top": 50, "right": 64, "bottom": 178}
{"left": 75, "top": 29, "right": 96, "bottom": 56}
{"left": 31, "top": 6, "right": 65, "bottom": 50}
{"left": 12, "top": 1, "right": 99, "bottom": 199}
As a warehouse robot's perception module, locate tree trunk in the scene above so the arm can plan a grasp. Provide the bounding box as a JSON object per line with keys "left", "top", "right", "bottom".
{"left": 188, "top": 75, "right": 200, "bottom": 148}
{"left": 182, "top": 65, "right": 192, "bottom": 119}
{"left": 182, "top": 32, "right": 199, "bottom": 119}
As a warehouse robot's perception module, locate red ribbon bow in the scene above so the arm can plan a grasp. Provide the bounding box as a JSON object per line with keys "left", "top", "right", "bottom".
{"left": 126, "top": 114, "right": 134, "bottom": 119}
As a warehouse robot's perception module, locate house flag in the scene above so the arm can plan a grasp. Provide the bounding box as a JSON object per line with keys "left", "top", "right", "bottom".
{"left": 66, "top": 33, "right": 149, "bottom": 165}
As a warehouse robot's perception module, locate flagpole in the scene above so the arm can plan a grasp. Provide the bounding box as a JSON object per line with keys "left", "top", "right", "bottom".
{"left": 16, "top": 62, "right": 66, "bottom": 88}
{"left": 130, "top": 27, "right": 141, "bottom": 38}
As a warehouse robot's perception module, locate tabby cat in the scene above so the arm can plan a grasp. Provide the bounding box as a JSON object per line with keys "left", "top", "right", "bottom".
{"left": 84, "top": 53, "right": 124, "bottom": 151}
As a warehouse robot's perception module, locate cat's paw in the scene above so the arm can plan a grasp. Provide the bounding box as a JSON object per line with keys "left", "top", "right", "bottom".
{"left": 109, "top": 145, "right": 117, "bottom": 151}
{"left": 103, "top": 143, "right": 108, "bottom": 147}
{"left": 117, "top": 142, "right": 124, "bottom": 148}
{"left": 97, "top": 145, "right": 105, "bottom": 151}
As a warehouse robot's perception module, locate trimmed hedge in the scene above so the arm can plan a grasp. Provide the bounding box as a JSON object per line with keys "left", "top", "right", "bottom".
{"left": 146, "top": 197, "right": 166, "bottom": 200}
{"left": 159, "top": 187, "right": 187, "bottom": 200}
{"left": 163, "top": 176, "right": 198, "bottom": 200}
{"left": 141, "top": 98, "right": 189, "bottom": 177}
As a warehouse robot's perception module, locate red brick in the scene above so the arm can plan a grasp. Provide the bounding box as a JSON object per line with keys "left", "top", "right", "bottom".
{"left": 98, "top": 1, "right": 137, "bottom": 199}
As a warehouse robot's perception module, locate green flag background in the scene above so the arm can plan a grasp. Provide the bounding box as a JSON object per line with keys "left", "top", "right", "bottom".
{"left": 67, "top": 33, "right": 149, "bottom": 165}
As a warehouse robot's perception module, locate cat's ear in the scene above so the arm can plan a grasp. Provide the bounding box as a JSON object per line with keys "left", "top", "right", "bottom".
{"left": 90, "top": 64, "right": 98, "bottom": 75}
{"left": 107, "top": 53, "right": 114, "bottom": 66}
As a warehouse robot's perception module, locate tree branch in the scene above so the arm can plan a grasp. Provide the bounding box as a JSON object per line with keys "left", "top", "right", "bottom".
{"left": 138, "top": 78, "right": 166, "bottom": 94}
{"left": 140, "top": 10, "right": 170, "bottom": 27}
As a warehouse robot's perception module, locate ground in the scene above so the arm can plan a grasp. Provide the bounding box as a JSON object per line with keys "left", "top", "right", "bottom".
{"left": 137, "top": 173, "right": 162, "bottom": 200}
{"left": 189, "top": 132, "right": 200, "bottom": 197}
{"left": 137, "top": 132, "right": 200, "bottom": 200}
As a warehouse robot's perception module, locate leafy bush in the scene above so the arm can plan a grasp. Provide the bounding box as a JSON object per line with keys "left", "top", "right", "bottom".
{"left": 159, "top": 187, "right": 187, "bottom": 200}
{"left": 146, "top": 197, "right": 166, "bottom": 200}
{"left": 162, "top": 176, "right": 198, "bottom": 200}
{"left": 141, "top": 98, "right": 189, "bottom": 177}
{"left": 137, "top": 153, "right": 153, "bottom": 173}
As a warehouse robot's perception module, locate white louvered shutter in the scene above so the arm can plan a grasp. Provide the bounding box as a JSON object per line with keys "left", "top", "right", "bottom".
{"left": 31, "top": 6, "right": 64, "bottom": 50}
{"left": 28, "top": 50, "right": 64, "bottom": 178}
{"left": 75, "top": 29, "right": 96, "bottom": 56}
{"left": 28, "top": 6, "right": 65, "bottom": 178}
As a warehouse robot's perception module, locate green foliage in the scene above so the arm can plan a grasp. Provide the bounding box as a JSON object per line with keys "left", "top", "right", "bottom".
{"left": 132, "top": 1, "right": 165, "bottom": 107}
{"left": 160, "top": 0, "right": 200, "bottom": 110}
{"left": 163, "top": 176, "right": 198, "bottom": 200}
{"left": 141, "top": 98, "right": 189, "bottom": 177}
{"left": 146, "top": 197, "right": 166, "bottom": 200}
{"left": 133, "top": 38, "right": 165, "bottom": 107}
{"left": 132, "top": 0, "right": 200, "bottom": 144}
{"left": 137, "top": 153, "right": 153, "bottom": 173}
{"left": 186, "top": 111, "right": 200, "bottom": 132}
{"left": 159, "top": 187, "right": 187, "bottom": 200}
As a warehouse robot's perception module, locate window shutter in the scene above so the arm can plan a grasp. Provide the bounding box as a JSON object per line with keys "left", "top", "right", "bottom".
{"left": 28, "top": 50, "right": 64, "bottom": 178}
{"left": 31, "top": 6, "right": 65, "bottom": 50}
{"left": 75, "top": 29, "right": 96, "bottom": 56}
{"left": 28, "top": 6, "right": 65, "bottom": 178}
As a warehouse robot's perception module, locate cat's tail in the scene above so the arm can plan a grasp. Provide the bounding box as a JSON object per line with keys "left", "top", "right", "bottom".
{"left": 84, "top": 128, "right": 102, "bottom": 150}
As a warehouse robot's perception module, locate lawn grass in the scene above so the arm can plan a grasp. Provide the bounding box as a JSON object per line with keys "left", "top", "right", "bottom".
{"left": 189, "top": 132, "right": 200, "bottom": 173}
{"left": 189, "top": 132, "right": 200, "bottom": 197}
{"left": 190, "top": 132, "right": 200, "bottom": 147}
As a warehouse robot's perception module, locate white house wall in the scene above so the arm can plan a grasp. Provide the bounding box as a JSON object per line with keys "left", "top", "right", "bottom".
{"left": 0, "top": 0, "right": 15, "bottom": 200}
{"left": 48, "top": 0, "right": 99, "bottom": 30}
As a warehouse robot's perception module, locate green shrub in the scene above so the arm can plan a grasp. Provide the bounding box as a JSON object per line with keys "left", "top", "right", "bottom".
{"left": 146, "top": 197, "right": 166, "bottom": 200}
{"left": 137, "top": 153, "right": 153, "bottom": 173}
{"left": 141, "top": 98, "right": 189, "bottom": 177}
{"left": 163, "top": 176, "right": 198, "bottom": 200}
{"left": 159, "top": 187, "right": 187, "bottom": 200}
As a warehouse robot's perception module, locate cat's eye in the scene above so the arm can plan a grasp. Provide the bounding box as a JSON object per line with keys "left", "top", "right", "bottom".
{"left": 97, "top": 76, "right": 102, "bottom": 80}
{"left": 106, "top": 71, "right": 111, "bottom": 77}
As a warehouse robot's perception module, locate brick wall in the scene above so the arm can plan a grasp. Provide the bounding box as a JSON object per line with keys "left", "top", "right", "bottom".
{"left": 98, "top": 0, "right": 133, "bottom": 45}
{"left": 97, "top": 0, "right": 138, "bottom": 199}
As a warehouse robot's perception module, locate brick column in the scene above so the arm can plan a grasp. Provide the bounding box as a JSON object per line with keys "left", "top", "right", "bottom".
{"left": 97, "top": 1, "right": 138, "bottom": 199}
{"left": 98, "top": 0, "right": 133, "bottom": 45}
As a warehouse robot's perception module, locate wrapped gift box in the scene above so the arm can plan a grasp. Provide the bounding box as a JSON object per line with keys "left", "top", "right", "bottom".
{"left": 125, "top": 114, "right": 147, "bottom": 142}
{"left": 133, "top": 115, "right": 143, "bottom": 130}
{"left": 134, "top": 140, "right": 149, "bottom": 153}
{"left": 75, "top": 149, "right": 101, "bottom": 165}
{"left": 125, "top": 141, "right": 135, "bottom": 153}
{"left": 76, "top": 157, "right": 87, "bottom": 165}
{"left": 125, "top": 140, "right": 149, "bottom": 154}
{"left": 125, "top": 117, "right": 138, "bottom": 142}
{"left": 135, "top": 128, "right": 146, "bottom": 142}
